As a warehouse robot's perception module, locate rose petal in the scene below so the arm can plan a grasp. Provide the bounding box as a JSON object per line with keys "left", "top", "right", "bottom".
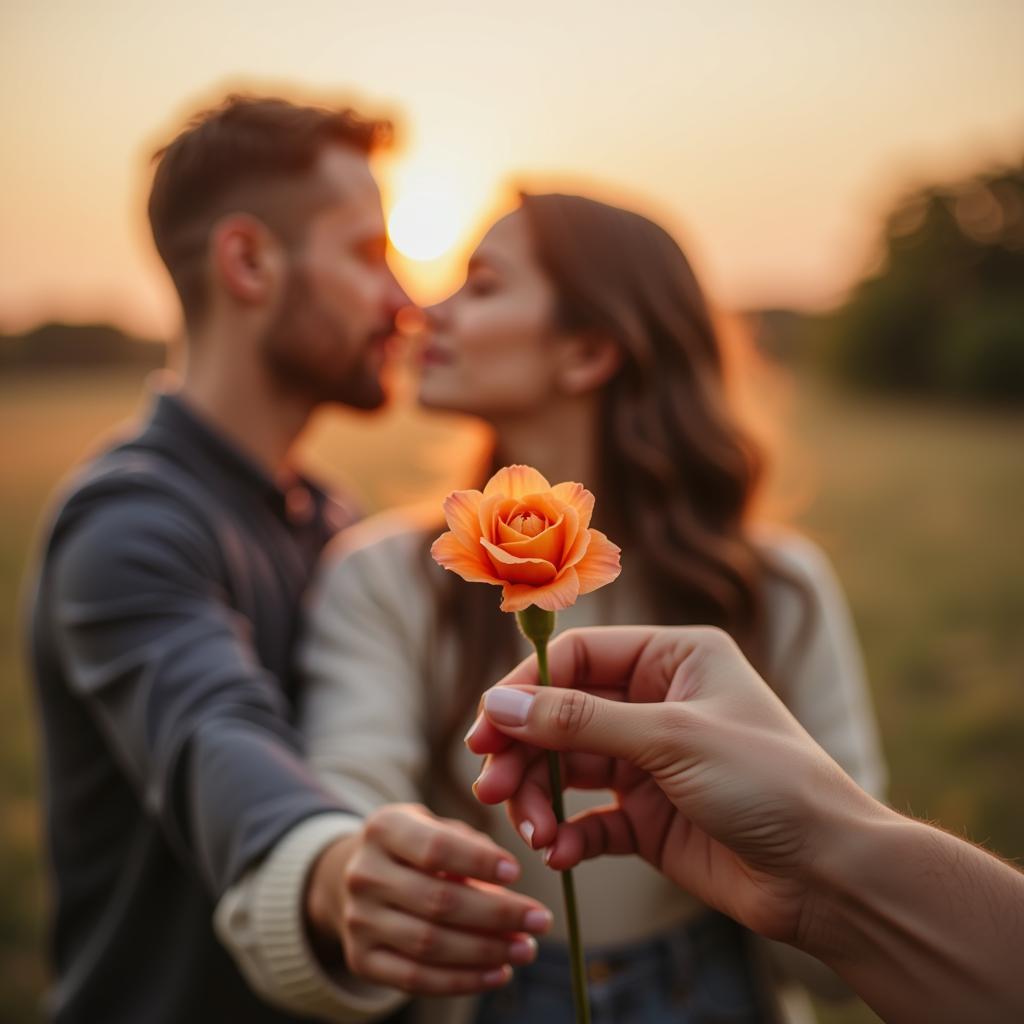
{"left": 500, "top": 568, "right": 581, "bottom": 612}
{"left": 479, "top": 494, "right": 519, "bottom": 545}
{"left": 481, "top": 538, "right": 558, "bottom": 585}
{"left": 552, "top": 484, "right": 596, "bottom": 567}
{"left": 561, "top": 512, "right": 598, "bottom": 568}
{"left": 551, "top": 481, "right": 596, "bottom": 534}
{"left": 497, "top": 515, "right": 566, "bottom": 566}
{"left": 442, "top": 489, "right": 485, "bottom": 552}
{"left": 559, "top": 504, "right": 580, "bottom": 563}
{"left": 497, "top": 518, "right": 529, "bottom": 544}
{"left": 483, "top": 465, "right": 552, "bottom": 500}
{"left": 508, "top": 492, "right": 563, "bottom": 524}
{"left": 575, "top": 530, "right": 622, "bottom": 594}
{"left": 430, "top": 532, "right": 504, "bottom": 586}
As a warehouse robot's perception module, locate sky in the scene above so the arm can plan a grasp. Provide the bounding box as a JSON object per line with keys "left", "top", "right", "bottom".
{"left": 1, "top": 0, "right": 1022, "bottom": 339}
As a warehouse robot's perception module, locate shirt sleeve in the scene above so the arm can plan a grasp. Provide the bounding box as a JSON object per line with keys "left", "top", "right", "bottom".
{"left": 215, "top": 532, "right": 430, "bottom": 1021}
{"left": 763, "top": 531, "right": 888, "bottom": 798}
{"left": 50, "top": 493, "right": 349, "bottom": 898}
{"left": 214, "top": 812, "right": 407, "bottom": 1023}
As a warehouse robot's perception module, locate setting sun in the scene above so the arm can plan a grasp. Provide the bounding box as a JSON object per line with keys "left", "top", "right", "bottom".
{"left": 387, "top": 175, "right": 463, "bottom": 262}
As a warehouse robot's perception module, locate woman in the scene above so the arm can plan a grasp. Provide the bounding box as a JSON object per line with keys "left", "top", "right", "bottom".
{"left": 228, "top": 193, "right": 886, "bottom": 1024}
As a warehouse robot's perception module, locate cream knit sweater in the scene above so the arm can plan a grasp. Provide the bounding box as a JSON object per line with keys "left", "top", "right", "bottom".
{"left": 216, "top": 516, "right": 887, "bottom": 1024}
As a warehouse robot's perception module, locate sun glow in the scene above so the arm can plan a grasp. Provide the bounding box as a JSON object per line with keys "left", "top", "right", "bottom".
{"left": 382, "top": 158, "right": 498, "bottom": 303}
{"left": 387, "top": 173, "right": 464, "bottom": 262}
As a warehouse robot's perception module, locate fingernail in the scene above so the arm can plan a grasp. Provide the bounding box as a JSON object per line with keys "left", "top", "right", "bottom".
{"left": 519, "top": 820, "right": 535, "bottom": 847}
{"left": 482, "top": 966, "right": 510, "bottom": 986}
{"left": 463, "top": 715, "right": 483, "bottom": 745}
{"left": 509, "top": 936, "right": 537, "bottom": 964}
{"left": 495, "top": 859, "right": 519, "bottom": 883}
{"left": 523, "top": 907, "right": 553, "bottom": 932}
{"left": 484, "top": 688, "right": 534, "bottom": 727}
{"left": 543, "top": 847, "right": 555, "bottom": 867}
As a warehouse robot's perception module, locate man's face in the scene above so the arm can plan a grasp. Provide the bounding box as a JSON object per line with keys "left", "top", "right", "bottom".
{"left": 263, "top": 146, "right": 409, "bottom": 410}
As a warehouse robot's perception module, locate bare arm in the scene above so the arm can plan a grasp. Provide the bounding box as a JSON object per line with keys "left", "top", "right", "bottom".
{"left": 804, "top": 806, "right": 1024, "bottom": 1023}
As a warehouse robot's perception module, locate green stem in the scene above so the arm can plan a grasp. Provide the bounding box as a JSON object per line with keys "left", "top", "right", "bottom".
{"left": 516, "top": 609, "right": 591, "bottom": 1024}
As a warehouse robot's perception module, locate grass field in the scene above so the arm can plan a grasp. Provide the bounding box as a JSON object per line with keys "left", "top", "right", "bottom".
{"left": 2, "top": 368, "right": 1022, "bottom": 1023}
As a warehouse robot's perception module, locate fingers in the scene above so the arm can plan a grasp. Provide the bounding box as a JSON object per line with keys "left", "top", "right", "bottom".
{"left": 471, "top": 743, "right": 532, "bottom": 805}
{"left": 478, "top": 684, "right": 666, "bottom": 763}
{"left": 541, "top": 808, "right": 640, "bottom": 870}
{"left": 346, "top": 946, "right": 514, "bottom": 996}
{"left": 466, "top": 627, "right": 660, "bottom": 757}
{"left": 367, "top": 804, "right": 521, "bottom": 884}
{"left": 340, "top": 805, "right": 555, "bottom": 996}
{"left": 348, "top": 904, "right": 538, "bottom": 968}
{"left": 502, "top": 626, "right": 662, "bottom": 694}
{"left": 464, "top": 710, "right": 515, "bottom": 755}
{"left": 503, "top": 773, "right": 561, "bottom": 851}
{"left": 351, "top": 852, "right": 551, "bottom": 935}
{"left": 472, "top": 745, "right": 559, "bottom": 848}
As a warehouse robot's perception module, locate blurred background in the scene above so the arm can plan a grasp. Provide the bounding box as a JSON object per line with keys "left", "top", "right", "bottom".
{"left": 2, "top": 2, "right": 1023, "bottom": 1021}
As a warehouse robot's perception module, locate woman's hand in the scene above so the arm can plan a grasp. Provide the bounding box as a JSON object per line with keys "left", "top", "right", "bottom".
{"left": 306, "top": 803, "right": 552, "bottom": 995}
{"left": 466, "top": 626, "right": 881, "bottom": 947}
{"left": 468, "top": 625, "right": 1024, "bottom": 1024}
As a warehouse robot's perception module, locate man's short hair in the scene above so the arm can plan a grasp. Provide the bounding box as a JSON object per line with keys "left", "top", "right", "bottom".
{"left": 148, "top": 94, "right": 392, "bottom": 329}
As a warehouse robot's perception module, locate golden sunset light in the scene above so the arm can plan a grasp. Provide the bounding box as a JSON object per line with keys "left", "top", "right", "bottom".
{"left": 387, "top": 176, "right": 463, "bottom": 262}
{"left": 380, "top": 153, "right": 502, "bottom": 303}
{"left": 3, "top": 6, "right": 1024, "bottom": 1024}
{"left": 2, "top": 1, "right": 1021, "bottom": 338}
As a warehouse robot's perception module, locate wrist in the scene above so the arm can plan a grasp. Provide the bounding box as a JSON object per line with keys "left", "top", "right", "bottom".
{"left": 304, "top": 833, "right": 360, "bottom": 942}
{"left": 795, "top": 790, "right": 909, "bottom": 963}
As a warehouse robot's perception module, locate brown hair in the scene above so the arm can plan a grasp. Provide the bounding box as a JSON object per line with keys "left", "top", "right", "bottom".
{"left": 421, "top": 192, "right": 812, "bottom": 819}
{"left": 148, "top": 93, "right": 392, "bottom": 329}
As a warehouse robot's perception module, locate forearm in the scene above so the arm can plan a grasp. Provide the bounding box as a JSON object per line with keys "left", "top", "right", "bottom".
{"left": 800, "top": 803, "right": 1024, "bottom": 1023}
{"left": 54, "top": 502, "right": 352, "bottom": 895}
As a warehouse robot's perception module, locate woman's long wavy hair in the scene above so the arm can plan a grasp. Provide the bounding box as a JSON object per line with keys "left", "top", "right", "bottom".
{"left": 419, "top": 192, "right": 809, "bottom": 817}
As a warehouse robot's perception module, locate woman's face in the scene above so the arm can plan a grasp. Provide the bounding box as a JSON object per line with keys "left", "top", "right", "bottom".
{"left": 417, "top": 210, "right": 564, "bottom": 420}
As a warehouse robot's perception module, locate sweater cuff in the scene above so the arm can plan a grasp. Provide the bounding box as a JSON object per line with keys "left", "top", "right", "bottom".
{"left": 215, "top": 812, "right": 407, "bottom": 1022}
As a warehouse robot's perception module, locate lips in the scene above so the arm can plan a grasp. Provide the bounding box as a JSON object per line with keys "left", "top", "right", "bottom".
{"left": 419, "top": 342, "right": 454, "bottom": 366}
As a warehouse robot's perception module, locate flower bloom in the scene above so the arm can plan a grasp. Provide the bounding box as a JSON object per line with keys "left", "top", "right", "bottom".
{"left": 431, "top": 465, "right": 621, "bottom": 612}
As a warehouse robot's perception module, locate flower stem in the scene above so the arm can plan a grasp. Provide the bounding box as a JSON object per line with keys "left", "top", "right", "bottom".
{"left": 516, "top": 608, "right": 591, "bottom": 1024}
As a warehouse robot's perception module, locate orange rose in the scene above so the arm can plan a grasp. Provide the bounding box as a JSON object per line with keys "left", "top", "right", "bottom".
{"left": 430, "top": 465, "right": 621, "bottom": 613}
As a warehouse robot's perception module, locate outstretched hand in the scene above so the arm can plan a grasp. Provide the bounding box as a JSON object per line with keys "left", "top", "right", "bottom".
{"left": 466, "top": 626, "right": 874, "bottom": 946}
{"left": 306, "top": 804, "right": 552, "bottom": 995}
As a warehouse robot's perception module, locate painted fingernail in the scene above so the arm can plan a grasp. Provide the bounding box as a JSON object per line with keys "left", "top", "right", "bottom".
{"left": 509, "top": 936, "right": 537, "bottom": 964}
{"left": 523, "top": 907, "right": 553, "bottom": 933}
{"left": 463, "top": 715, "right": 484, "bottom": 745}
{"left": 495, "top": 859, "right": 519, "bottom": 883}
{"left": 482, "top": 966, "right": 511, "bottom": 986}
{"left": 484, "top": 688, "right": 534, "bottom": 727}
{"left": 543, "top": 847, "right": 555, "bottom": 867}
{"left": 519, "top": 820, "right": 535, "bottom": 847}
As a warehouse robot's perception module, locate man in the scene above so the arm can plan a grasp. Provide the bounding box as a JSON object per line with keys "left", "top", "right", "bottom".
{"left": 469, "top": 625, "right": 1024, "bottom": 1022}
{"left": 27, "top": 94, "right": 540, "bottom": 1024}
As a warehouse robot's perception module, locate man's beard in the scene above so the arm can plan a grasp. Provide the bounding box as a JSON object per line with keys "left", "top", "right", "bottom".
{"left": 261, "top": 266, "right": 390, "bottom": 411}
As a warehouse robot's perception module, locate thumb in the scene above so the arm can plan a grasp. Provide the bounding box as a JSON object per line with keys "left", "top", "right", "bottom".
{"left": 481, "top": 685, "right": 661, "bottom": 762}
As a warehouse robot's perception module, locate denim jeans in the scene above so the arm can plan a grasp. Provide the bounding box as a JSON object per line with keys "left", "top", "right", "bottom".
{"left": 473, "top": 913, "right": 768, "bottom": 1024}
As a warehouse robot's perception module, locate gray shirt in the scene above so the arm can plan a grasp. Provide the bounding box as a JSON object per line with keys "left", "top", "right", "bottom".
{"left": 27, "top": 391, "right": 401, "bottom": 1024}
